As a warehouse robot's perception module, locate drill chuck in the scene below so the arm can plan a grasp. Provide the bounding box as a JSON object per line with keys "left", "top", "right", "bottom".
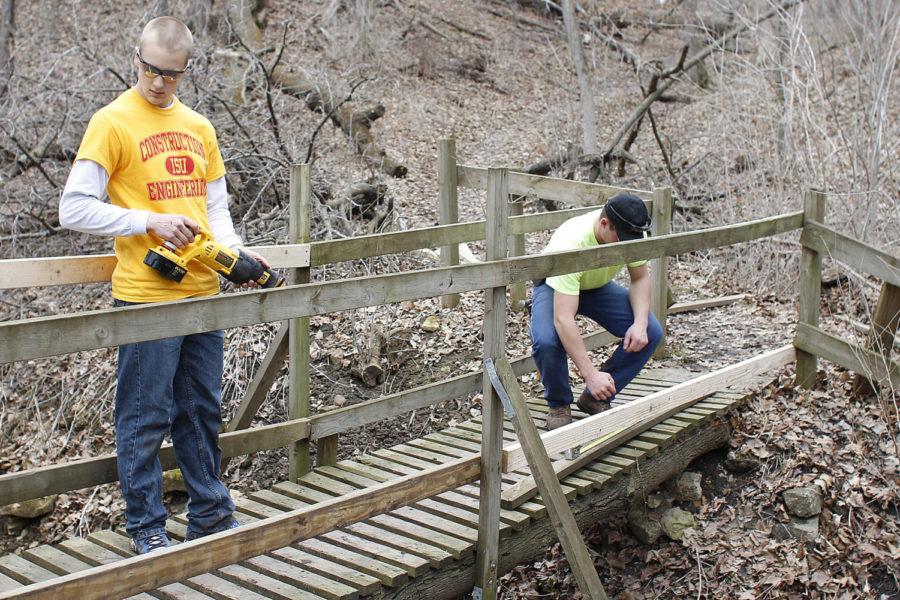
{"left": 226, "top": 249, "right": 286, "bottom": 288}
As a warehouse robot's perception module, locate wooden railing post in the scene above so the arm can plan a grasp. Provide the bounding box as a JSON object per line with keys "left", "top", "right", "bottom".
{"left": 438, "top": 138, "right": 460, "bottom": 309}
{"left": 289, "top": 163, "right": 313, "bottom": 480}
{"left": 475, "top": 168, "right": 508, "bottom": 600}
{"left": 508, "top": 199, "right": 527, "bottom": 311}
{"left": 851, "top": 282, "right": 900, "bottom": 397}
{"left": 796, "top": 189, "right": 826, "bottom": 388}
{"left": 650, "top": 187, "right": 673, "bottom": 358}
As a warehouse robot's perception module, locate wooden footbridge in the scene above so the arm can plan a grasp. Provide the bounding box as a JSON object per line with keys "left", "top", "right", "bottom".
{"left": 0, "top": 140, "right": 896, "bottom": 599}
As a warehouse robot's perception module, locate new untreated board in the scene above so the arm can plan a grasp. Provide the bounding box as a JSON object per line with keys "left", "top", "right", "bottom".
{"left": 501, "top": 346, "right": 795, "bottom": 472}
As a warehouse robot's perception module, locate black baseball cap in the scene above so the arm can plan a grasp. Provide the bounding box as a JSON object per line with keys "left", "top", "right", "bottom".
{"left": 604, "top": 193, "right": 652, "bottom": 241}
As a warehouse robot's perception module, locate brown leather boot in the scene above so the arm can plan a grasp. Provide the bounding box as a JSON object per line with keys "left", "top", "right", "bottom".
{"left": 576, "top": 389, "right": 612, "bottom": 416}
{"left": 546, "top": 405, "right": 572, "bottom": 430}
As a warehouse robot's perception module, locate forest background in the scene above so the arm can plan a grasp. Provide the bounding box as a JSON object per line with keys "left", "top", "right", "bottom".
{"left": 0, "top": 0, "right": 897, "bottom": 597}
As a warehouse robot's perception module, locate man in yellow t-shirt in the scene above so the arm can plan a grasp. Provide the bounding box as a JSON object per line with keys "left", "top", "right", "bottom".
{"left": 530, "top": 193, "right": 663, "bottom": 430}
{"left": 58, "top": 17, "right": 264, "bottom": 554}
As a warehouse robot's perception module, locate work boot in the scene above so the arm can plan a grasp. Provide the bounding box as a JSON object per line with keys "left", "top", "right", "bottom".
{"left": 576, "top": 389, "right": 612, "bottom": 416}
{"left": 546, "top": 405, "right": 572, "bottom": 430}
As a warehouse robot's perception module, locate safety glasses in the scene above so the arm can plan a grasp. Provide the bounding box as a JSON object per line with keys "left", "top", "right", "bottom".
{"left": 136, "top": 49, "right": 191, "bottom": 82}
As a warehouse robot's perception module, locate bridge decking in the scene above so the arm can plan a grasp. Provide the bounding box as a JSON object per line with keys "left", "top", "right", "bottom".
{"left": 0, "top": 370, "right": 756, "bottom": 599}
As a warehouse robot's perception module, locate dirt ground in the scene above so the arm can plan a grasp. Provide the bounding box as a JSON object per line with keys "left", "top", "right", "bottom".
{"left": 0, "top": 0, "right": 897, "bottom": 598}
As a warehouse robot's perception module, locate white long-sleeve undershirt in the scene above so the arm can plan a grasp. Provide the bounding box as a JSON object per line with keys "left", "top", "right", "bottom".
{"left": 58, "top": 160, "right": 243, "bottom": 249}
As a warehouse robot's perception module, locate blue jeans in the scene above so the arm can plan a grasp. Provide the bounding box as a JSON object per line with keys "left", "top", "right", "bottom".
{"left": 530, "top": 280, "right": 663, "bottom": 408}
{"left": 115, "top": 302, "right": 235, "bottom": 541}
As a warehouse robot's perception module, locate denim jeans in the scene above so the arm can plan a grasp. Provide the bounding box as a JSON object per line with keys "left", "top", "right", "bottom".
{"left": 114, "top": 300, "right": 235, "bottom": 541}
{"left": 530, "top": 280, "right": 663, "bottom": 408}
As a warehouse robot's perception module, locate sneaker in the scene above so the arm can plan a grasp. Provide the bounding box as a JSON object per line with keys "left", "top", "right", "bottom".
{"left": 576, "top": 389, "right": 612, "bottom": 416}
{"left": 546, "top": 405, "right": 572, "bottom": 430}
{"left": 130, "top": 532, "right": 170, "bottom": 555}
{"left": 185, "top": 517, "right": 240, "bottom": 541}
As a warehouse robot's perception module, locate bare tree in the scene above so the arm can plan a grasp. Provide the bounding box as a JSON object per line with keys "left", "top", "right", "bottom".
{"left": 0, "top": 0, "right": 13, "bottom": 98}
{"left": 561, "top": 0, "right": 596, "bottom": 155}
{"left": 831, "top": 0, "right": 899, "bottom": 242}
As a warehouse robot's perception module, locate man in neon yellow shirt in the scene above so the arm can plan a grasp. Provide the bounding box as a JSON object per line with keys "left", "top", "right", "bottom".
{"left": 531, "top": 193, "right": 662, "bottom": 430}
{"left": 59, "top": 17, "right": 265, "bottom": 554}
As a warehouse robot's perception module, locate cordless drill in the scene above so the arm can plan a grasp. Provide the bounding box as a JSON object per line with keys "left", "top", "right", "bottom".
{"left": 144, "top": 228, "right": 286, "bottom": 288}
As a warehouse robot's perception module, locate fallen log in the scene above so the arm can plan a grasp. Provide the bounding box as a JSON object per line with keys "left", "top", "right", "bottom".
{"left": 353, "top": 324, "right": 386, "bottom": 388}
{"left": 383, "top": 418, "right": 732, "bottom": 599}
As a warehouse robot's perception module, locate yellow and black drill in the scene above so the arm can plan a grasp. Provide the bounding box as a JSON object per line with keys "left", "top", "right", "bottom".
{"left": 144, "top": 228, "right": 286, "bottom": 288}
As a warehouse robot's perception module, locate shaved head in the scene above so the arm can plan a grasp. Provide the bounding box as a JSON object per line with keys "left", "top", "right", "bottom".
{"left": 139, "top": 16, "right": 194, "bottom": 60}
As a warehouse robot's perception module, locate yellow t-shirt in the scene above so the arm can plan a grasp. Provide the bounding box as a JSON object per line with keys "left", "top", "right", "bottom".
{"left": 544, "top": 209, "right": 647, "bottom": 296}
{"left": 75, "top": 88, "right": 227, "bottom": 303}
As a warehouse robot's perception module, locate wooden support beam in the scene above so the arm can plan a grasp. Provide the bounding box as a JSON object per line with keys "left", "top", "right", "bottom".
{"left": 0, "top": 211, "right": 804, "bottom": 364}
{"left": 801, "top": 221, "right": 899, "bottom": 287}
{"left": 796, "top": 190, "right": 826, "bottom": 388}
{"left": 492, "top": 358, "right": 609, "bottom": 599}
{"left": 221, "top": 324, "right": 289, "bottom": 472}
{"left": 289, "top": 163, "right": 312, "bottom": 480}
{"left": 650, "top": 187, "right": 673, "bottom": 358}
{"left": 475, "top": 168, "right": 508, "bottom": 600}
{"left": 456, "top": 165, "right": 652, "bottom": 204}
{"left": 508, "top": 200, "right": 527, "bottom": 311}
{"left": 851, "top": 282, "right": 900, "bottom": 397}
{"left": 501, "top": 345, "right": 796, "bottom": 472}
{"left": 795, "top": 323, "right": 899, "bottom": 388}
{"left": 438, "top": 138, "right": 461, "bottom": 309}
{"left": 316, "top": 435, "right": 339, "bottom": 467}
{"left": 0, "top": 457, "right": 482, "bottom": 600}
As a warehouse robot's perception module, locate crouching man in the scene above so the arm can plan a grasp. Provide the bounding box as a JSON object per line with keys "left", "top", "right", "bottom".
{"left": 530, "top": 193, "right": 663, "bottom": 430}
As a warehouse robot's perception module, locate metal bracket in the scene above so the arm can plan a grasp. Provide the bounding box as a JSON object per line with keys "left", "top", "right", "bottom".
{"left": 484, "top": 358, "right": 516, "bottom": 418}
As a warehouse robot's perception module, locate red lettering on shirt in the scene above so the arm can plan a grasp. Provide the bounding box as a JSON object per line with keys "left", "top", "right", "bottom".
{"left": 145, "top": 178, "right": 207, "bottom": 201}
{"left": 138, "top": 131, "right": 206, "bottom": 162}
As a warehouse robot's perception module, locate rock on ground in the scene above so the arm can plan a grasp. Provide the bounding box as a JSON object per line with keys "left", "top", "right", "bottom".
{"left": 669, "top": 471, "right": 703, "bottom": 502}
{"left": 628, "top": 507, "right": 663, "bottom": 544}
{"left": 0, "top": 495, "right": 58, "bottom": 519}
{"left": 660, "top": 507, "right": 695, "bottom": 541}
{"left": 782, "top": 486, "right": 823, "bottom": 518}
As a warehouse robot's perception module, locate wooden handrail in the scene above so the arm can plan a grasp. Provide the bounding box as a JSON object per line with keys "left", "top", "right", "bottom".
{"left": 0, "top": 211, "right": 803, "bottom": 364}
{"left": 794, "top": 323, "right": 899, "bottom": 388}
{"left": 0, "top": 244, "right": 311, "bottom": 290}
{"left": 800, "top": 220, "right": 899, "bottom": 287}
{"left": 456, "top": 164, "right": 654, "bottom": 203}
{"left": 0, "top": 206, "right": 601, "bottom": 290}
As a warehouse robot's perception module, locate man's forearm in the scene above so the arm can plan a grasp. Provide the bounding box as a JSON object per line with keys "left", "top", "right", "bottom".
{"left": 59, "top": 160, "right": 149, "bottom": 237}
{"left": 554, "top": 315, "right": 596, "bottom": 376}
{"left": 629, "top": 275, "right": 651, "bottom": 327}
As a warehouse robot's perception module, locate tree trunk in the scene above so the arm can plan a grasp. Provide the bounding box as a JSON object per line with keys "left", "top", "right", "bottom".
{"left": 561, "top": 0, "right": 596, "bottom": 155}
{"left": 0, "top": 0, "right": 14, "bottom": 98}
